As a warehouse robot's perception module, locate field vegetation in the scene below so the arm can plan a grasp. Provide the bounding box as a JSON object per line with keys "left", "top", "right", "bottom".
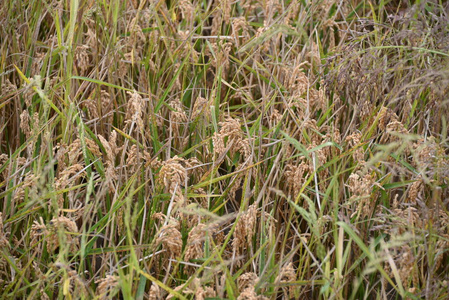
{"left": 1, "top": 0, "right": 449, "bottom": 299}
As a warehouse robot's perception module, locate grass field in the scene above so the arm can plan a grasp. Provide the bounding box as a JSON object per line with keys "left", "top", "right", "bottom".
{"left": 1, "top": 0, "right": 449, "bottom": 299}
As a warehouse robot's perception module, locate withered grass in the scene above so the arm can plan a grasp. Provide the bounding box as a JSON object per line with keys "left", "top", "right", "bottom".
{"left": 1, "top": 0, "right": 448, "bottom": 299}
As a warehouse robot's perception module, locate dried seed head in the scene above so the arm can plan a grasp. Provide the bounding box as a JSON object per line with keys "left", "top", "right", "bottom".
{"left": 13, "top": 172, "right": 37, "bottom": 203}
{"left": 51, "top": 266, "right": 88, "bottom": 297}
{"left": 40, "top": 289, "right": 50, "bottom": 300}
{"left": 31, "top": 217, "right": 48, "bottom": 245}
{"left": 125, "top": 91, "right": 146, "bottom": 131}
{"left": 149, "top": 157, "right": 162, "bottom": 169}
{"left": 98, "top": 130, "right": 121, "bottom": 173}
{"left": 232, "top": 17, "right": 249, "bottom": 46}
{"left": 211, "top": 7, "right": 223, "bottom": 36}
{"left": 208, "top": 41, "right": 233, "bottom": 75}
{"left": 407, "top": 178, "right": 423, "bottom": 204}
{"left": 184, "top": 223, "right": 207, "bottom": 263}
{"left": 98, "top": 135, "right": 113, "bottom": 162}
{"left": 169, "top": 98, "right": 187, "bottom": 133}
{"left": 237, "top": 287, "right": 269, "bottom": 300}
{"left": 212, "top": 117, "right": 250, "bottom": 160}
{"left": 66, "top": 139, "right": 82, "bottom": 164}
{"left": 50, "top": 217, "right": 78, "bottom": 234}
{"left": 155, "top": 221, "right": 182, "bottom": 259}
{"left": 191, "top": 96, "right": 209, "bottom": 120}
{"left": 87, "top": 90, "right": 114, "bottom": 124}
{"left": 85, "top": 138, "right": 102, "bottom": 157}
{"left": 412, "top": 137, "right": 438, "bottom": 169}
{"left": 345, "top": 133, "right": 365, "bottom": 166}
{"left": 75, "top": 45, "right": 90, "bottom": 74}
{"left": 378, "top": 106, "right": 390, "bottom": 130}
{"left": 166, "top": 283, "right": 189, "bottom": 299}
{"left": 83, "top": 98, "right": 99, "bottom": 119}
{"left": 1, "top": 79, "right": 17, "bottom": 95}
{"left": 195, "top": 284, "right": 217, "bottom": 300}
{"left": 0, "top": 154, "right": 10, "bottom": 181}
{"left": 179, "top": 0, "right": 194, "bottom": 24}
{"left": 148, "top": 282, "right": 161, "bottom": 300}
{"left": 275, "top": 262, "right": 296, "bottom": 298}
{"left": 285, "top": 162, "right": 309, "bottom": 199}
{"left": 303, "top": 119, "right": 321, "bottom": 144}
{"left": 284, "top": 0, "right": 300, "bottom": 23}
{"left": 306, "top": 41, "right": 321, "bottom": 66}
{"left": 84, "top": 27, "right": 97, "bottom": 50}
{"left": 284, "top": 64, "right": 309, "bottom": 97}
{"left": 166, "top": 278, "right": 213, "bottom": 300}
{"left": 31, "top": 52, "right": 46, "bottom": 77}
{"left": 222, "top": 0, "right": 232, "bottom": 24}
{"left": 178, "top": 30, "right": 190, "bottom": 42}
{"left": 47, "top": 217, "right": 79, "bottom": 252}
{"left": 233, "top": 204, "right": 257, "bottom": 262}
{"left": 309, "top": 86, "right": 327, "bottom": 112}
{"left": 126, "top": 144, "right": 141, "bottom": 173}
{"left": 347, "top": 173, "right": 376, "bottom": 218}
{"left": 229, "top": 176, "right": 243, "bottom": 201}
{"left": 385, "top": 245, "right": 418, "bottom": 288}
{"left": 269, "top": 108, "right": 283, "bottom": 125}
{"left": 158, "top": 156, "right": 187, "bottom": 195}
{"left": 254, "top": 22, "right": 271, "bottom": 52}
{"left": 19, "top": 110, "right": 31, "bottom": 138}
{"left": 184, "top": 223, "right": 217, "bottom": 274}
{"left": 184, "top": 157, "right": 204, "bottom": 180}
{"left": 391, "top": 206, "right": 422, "bottom": 235}
{"left": 127, "top": 16, "right": 146, "bottom": 53}
{"left": 0, "top": 213, "right": 9, "bottom": 248}
{"left": 55, "top": 164, "right": 86, "bottom": 206}
{"left": 264, "top": 0, "right": 282, "bottom": 18}
{"left": 386, "top": 120, "right": 408, "bottom": 135}
{"left": 238, "top": 272, "right": 259, "bottom": 291}
{"left": 55, "top": 164, "right": 85, "bottom": 188}
{"left": 95, "top": 275, "right": 119, "bottom": 300}
{"left": 435, "top": 235, "right": 449, "bottom": 271}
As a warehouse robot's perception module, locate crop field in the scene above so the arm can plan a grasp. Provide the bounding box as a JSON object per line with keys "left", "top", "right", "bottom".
{"left": 1, "top": 0, "right": 449, "bottom": 299}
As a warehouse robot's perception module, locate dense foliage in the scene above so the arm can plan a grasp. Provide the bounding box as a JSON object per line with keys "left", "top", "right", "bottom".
{"left": 0, "top": 0, "right": 448, "bottom": 299}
